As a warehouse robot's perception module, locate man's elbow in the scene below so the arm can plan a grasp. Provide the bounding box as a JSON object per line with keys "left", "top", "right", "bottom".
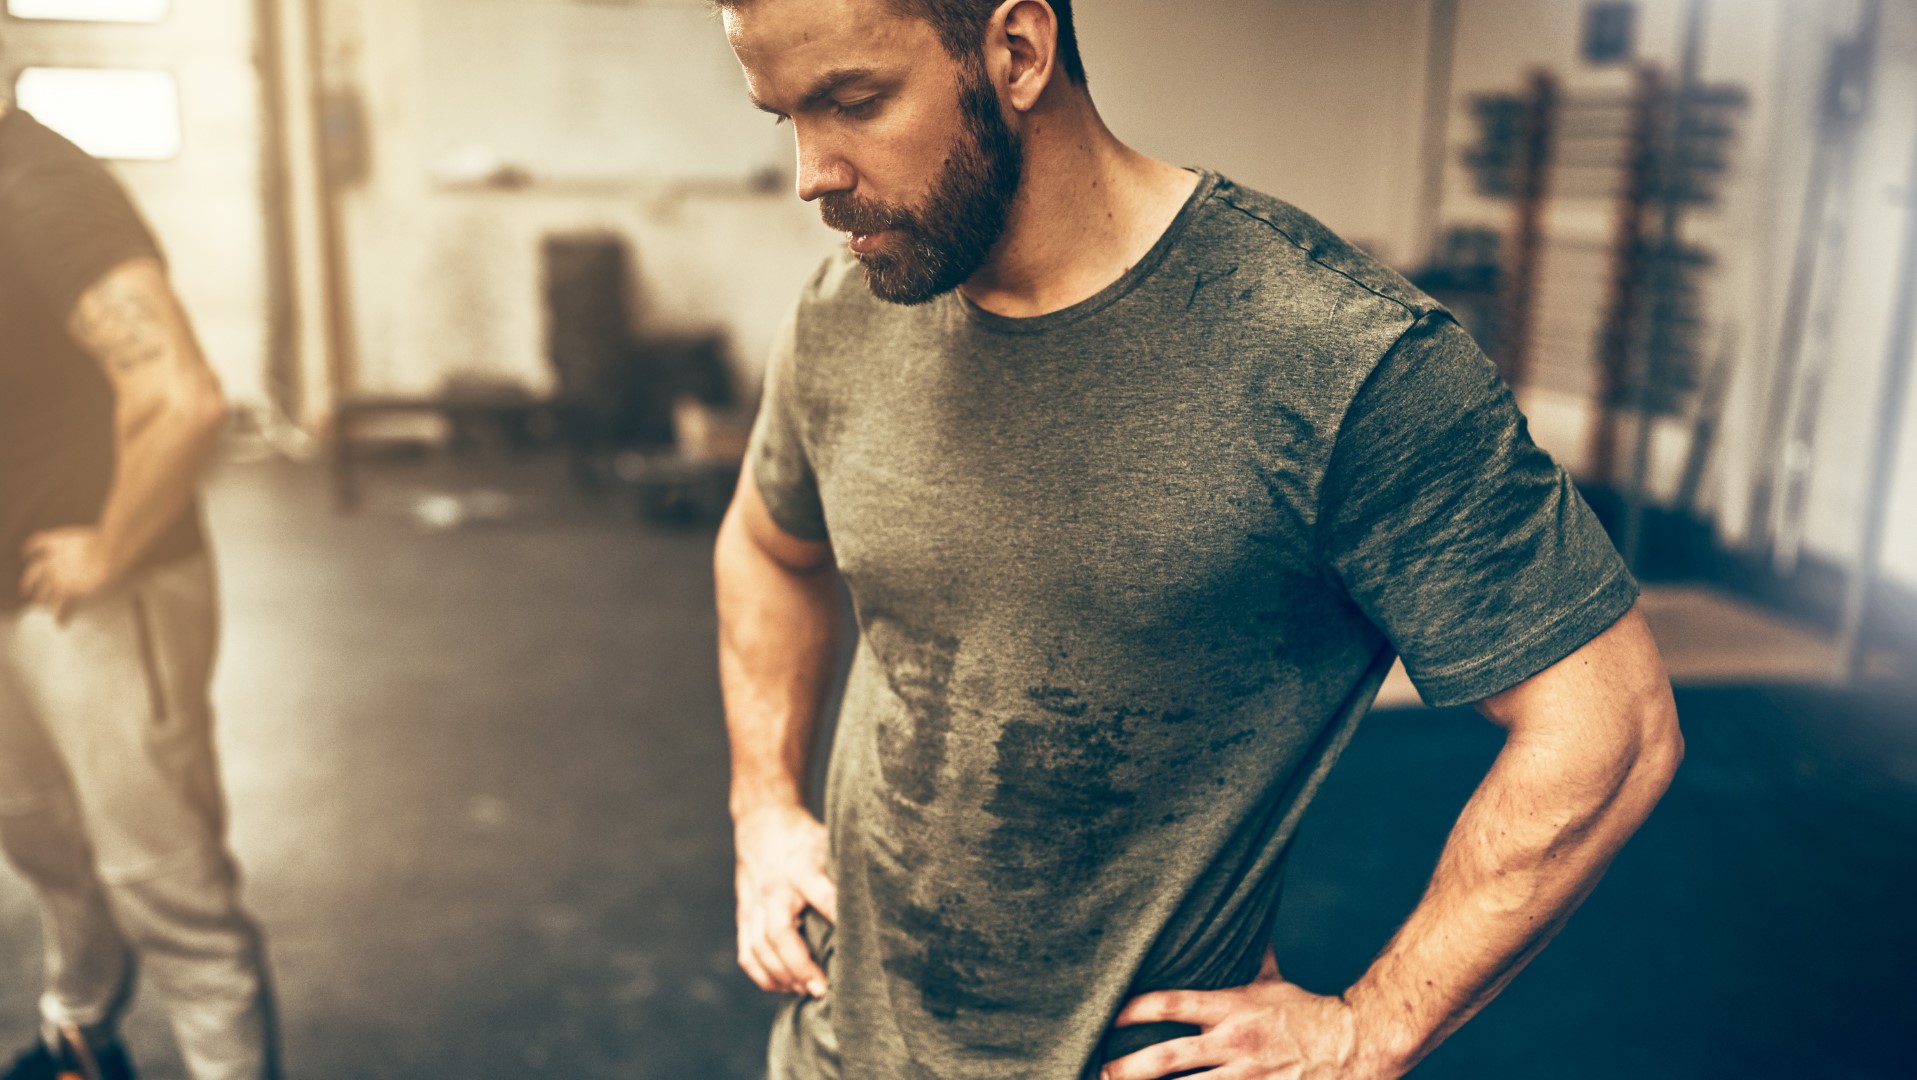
{"left": 120, "top": 366, "right": 228, "bottom": 435}
{"left": 161, "top": 370, "right": 228, "bottom": 437}
{"left": 1548, "top": 687, "right": 1681, "bottom": 855}
{"left": 186, "top": 379, "right": 229, "bottom": 434}
{"left": 1626, "top": 683, "right": 1684, "bottom": 802}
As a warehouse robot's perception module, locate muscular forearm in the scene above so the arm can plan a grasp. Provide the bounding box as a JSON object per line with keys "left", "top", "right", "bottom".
{"left": 715, "top": 508, "right": 840, "bottom": 821}
{"left": 1104, "top": 611, "right": 1680, "bottom": 1080}
{"left": 95, "top": 388, "right": 225, "bottom": 575}
{"left": 1343, "top": 693, "right": 1683, "bottom": 1074}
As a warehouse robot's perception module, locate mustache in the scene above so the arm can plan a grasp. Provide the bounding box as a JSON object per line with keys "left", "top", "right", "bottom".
{"left": 819, "top": 193, "right": 911, "bottom": 235}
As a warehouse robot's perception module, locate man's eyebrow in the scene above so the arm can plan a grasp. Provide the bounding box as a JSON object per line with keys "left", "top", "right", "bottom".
{"left": 751, "top": 66, "right": 880, "bottom": 115}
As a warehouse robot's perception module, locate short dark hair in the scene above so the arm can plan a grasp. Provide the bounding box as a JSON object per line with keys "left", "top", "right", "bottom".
{"left": 717, "top": 0, "right": 1088, "bottom": 86}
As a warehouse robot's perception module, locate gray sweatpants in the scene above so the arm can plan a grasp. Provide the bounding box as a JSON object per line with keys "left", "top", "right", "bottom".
{"left": 0, "top": 555, "right": 279, "bottom": 1080}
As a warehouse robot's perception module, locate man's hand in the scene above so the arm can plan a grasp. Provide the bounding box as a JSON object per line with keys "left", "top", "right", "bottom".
{"left": 734, "top": 802, "right": 837, "bottom": 998}
{"left": 1105, "top": 952, "right": 1400, "bottom": 1080}
{"left": 19, "top": 527, "right": 117, "bottom": 622}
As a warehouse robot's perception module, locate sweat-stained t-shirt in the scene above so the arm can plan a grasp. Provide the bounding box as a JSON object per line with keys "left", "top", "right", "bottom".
{"left": 0, "top": 108, "right": 205, "bottom": 612}
{"left": 748, "top": 170, "right": 1638, "bottom": 1080}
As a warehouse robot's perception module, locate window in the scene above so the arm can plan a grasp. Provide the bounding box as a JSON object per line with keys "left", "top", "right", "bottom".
{"left": 6, "top": 0, "right": 169, "bottom": 22}
{"left": 14, "top": 68, "right": 182, "bottom": 160}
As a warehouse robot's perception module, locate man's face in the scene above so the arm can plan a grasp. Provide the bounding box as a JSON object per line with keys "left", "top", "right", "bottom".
{"left": 726, "top": 0, "right": 1023, "bottom": 305}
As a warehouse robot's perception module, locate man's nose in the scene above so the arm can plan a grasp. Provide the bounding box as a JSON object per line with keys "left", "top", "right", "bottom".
{"left": 794, "top": 133, "right": 854, "bottom": 203}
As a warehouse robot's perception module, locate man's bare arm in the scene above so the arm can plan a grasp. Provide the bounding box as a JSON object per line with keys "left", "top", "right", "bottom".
{"left": 715, "top": 467, "right": 841, "bottom": 998}
{"left": 19, "top": 257, "right": 226, "bottom": 615}
{"left": 1108, "top": 605, "right": 1683, "bottom": 1079}
{"left": 1341, "top": 604, "right": 1682, "bottom": 1071}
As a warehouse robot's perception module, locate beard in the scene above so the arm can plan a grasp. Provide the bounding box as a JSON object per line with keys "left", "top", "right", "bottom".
{"left": 818, "top": 61, "right": 1024, "bottom": 306}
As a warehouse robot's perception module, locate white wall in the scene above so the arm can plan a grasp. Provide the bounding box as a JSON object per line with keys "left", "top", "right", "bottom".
{"left": 416, "top": 0, "right": 786, "bottom": 185}
{"left": 313, "top": 0, "right": 833, "bottom": 408}
{"left": 1077, "top": 0, "right": 1432, "bottom": 265}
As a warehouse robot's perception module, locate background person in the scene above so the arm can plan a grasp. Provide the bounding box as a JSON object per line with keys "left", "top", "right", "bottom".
{"left": 0, "top": 101, "right": 281, "bottom": 1080}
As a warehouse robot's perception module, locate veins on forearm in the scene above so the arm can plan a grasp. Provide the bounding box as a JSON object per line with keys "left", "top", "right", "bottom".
{"left": 70, "top": 271, "right": 177, "bottom": 374}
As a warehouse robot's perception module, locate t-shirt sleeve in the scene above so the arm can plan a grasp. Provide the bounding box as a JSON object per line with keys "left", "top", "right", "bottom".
{"left": 0, "top": 129, "right": 161, "bottom": 322}
{"left": 1317, "top": 311, "right": 1638, "bottom": 707}
{"left": 746, "top": 302, "right": 830, "bottom": 543}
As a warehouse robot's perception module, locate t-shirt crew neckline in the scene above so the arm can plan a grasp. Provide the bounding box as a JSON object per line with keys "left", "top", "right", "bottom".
{"left": 953, "top": 167, "right": 1221, "bottom": 336}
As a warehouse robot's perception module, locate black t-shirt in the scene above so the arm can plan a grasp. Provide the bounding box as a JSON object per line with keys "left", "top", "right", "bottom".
{"left": 0, "top": 108, "right": 204, "bottom": 611}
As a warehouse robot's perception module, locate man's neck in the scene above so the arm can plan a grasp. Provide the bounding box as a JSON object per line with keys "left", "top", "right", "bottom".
{"left": 961, "top": 96, "right": 1199, "bottom": 319}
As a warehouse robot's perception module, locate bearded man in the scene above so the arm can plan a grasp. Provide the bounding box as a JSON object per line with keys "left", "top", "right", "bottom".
{"left": 710, "top": 3, "right": 1684, "bottom": 1078}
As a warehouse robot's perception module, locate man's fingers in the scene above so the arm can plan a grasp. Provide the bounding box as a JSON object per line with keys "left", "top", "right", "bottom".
{"left": 1099, "top": 1034, "right": 1218, "bottom": 1080}
{"left": 19, "top": 561, "right": 47, "bottom": 605}
{"left": 20, "top": 559, "right": 74, "bottom": 621}
{"left": 19, "top": 532, "right": 51, "bottom": 560}
{"left": 1113, "top": 989, "right": 1233, "bottom": 1029}
{"left": 736, "top": 939, "right": 777, "bottom": 992}
{"left": 740, "top": 894, "right": 825, "bottom": 996}
{"left": 750, "top": 928, "right": 822, "bottom": 996}
{"left": 747, "top": 931, "right": 800, "bottom": 993}
{"left": 798, "top": 871, "right": 839, "bottom": 925}
{"left": 764, "top": 909, "right": 828, "bottom": 996}
{"left": 736, "top": 905, "right": 785, "bottom": 989}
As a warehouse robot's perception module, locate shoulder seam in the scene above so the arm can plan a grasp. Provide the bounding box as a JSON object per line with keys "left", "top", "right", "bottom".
{"left": 1216, "top": 192, "right": 1421, "bottom": 320}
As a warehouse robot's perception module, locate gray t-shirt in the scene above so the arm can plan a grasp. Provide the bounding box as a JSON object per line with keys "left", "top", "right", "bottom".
{"left": 749, "top": 171, "right": 1637, "bottom": 1079}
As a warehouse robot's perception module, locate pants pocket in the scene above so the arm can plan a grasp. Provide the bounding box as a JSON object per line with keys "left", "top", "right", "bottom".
{"left": 124, "top": 567, "right": 227, "bottom": 840}
{"left": 800, "top": 907, "right": 836, "bottom": 971}
{"left": 129, "top": 593, "right": 174, "bottom": 735}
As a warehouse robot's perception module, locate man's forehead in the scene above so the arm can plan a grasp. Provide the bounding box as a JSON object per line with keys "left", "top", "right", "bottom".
{"left": 722, "top": 0, "right": 897, "bottom": 50}
{"left": 724, "top": 0, "right": 931, "bottom": 104}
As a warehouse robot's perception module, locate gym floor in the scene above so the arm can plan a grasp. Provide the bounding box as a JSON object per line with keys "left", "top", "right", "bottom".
{"left": 1, "top": 456, "right": 1912, "bottom": 1079}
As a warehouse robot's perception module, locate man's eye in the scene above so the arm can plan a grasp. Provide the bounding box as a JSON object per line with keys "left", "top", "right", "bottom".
{"left": 834, "top": 98, "right": 879, "bottom": 119}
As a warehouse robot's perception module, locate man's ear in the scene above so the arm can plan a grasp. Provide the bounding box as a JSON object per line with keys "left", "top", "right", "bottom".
{"left": 990, "top": 0, "right": 1060, "bottom": 112}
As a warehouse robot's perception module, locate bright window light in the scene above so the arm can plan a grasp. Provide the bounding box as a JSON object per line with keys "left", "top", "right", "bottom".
{"left": 15, "top": 68, "right": 181, "bottom": 160}
{"left": 6, "top": 0, "right": 169, "bottom": 22}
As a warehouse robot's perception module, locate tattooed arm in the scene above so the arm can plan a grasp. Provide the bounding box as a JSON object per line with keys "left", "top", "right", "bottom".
{"left": 19, "top": 257, "right": 226, "bottom": 616}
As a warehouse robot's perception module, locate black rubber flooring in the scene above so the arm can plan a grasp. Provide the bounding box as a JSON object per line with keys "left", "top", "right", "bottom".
{"left": 0, "top": 457, "right": 1910, "bottom": 1078}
